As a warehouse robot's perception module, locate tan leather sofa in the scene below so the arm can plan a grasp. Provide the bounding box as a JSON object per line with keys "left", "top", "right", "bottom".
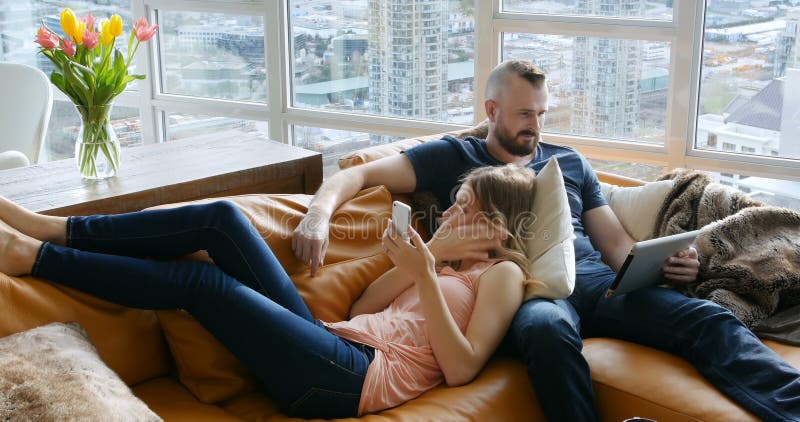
{"left": 1, "top": 130, "right": 797, "bottom": 421}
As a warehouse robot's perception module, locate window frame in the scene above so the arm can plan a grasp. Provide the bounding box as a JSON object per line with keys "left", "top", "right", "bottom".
{"left": 123, "top": 0, "right": 800, "bottom": 183}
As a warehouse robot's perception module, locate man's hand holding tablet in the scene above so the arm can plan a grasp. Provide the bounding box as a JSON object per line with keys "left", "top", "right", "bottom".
{"left": 605, "top": 230, "right": 702, "bottom": 298}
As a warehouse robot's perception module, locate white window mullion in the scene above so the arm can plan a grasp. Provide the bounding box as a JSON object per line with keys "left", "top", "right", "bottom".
{"left": 686, "top": 156, "right": 800, "bottom": 182}
{"left": 131, "top": 0, "right": 160, "bottom": 143}
{"left": 494, "top": 16, "right": 673, "bottom": 42}
{"left": 659, "top": 0, "right": 702, "bottom": 171}
{"left": 266, "top": 0, "right": 288, "bottom": 144}
{"left": 284, "top": 108, "right": 466, "bottom": 139}
{"left": 567, "top": 144, "right": 670, "bottom": 168}
{"left": 146, "top": 0, "right": 264, "bottom": 15}
{"left": 544, "top": 132, "right": 666, "bottom": 155}
{"left": 495, "top": 10, "right": 675, "bottom": 29}
{"left": 473, "top": 1, "right": 499, "bottom": 123}
{"left": 151, "top": 96, "right": 267, "bottom": 120}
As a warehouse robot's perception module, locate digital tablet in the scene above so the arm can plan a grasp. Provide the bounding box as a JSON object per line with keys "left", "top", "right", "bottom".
{"left": 605, "top": 230, "right": 701, "bottom": 298}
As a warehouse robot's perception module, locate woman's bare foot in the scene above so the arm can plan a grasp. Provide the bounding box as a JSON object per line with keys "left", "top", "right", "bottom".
{"left": 0, "top": 218, "right": 41, "bottom": 276}
{"left": 0, "top": 196, "right": 66, "bottom": 245}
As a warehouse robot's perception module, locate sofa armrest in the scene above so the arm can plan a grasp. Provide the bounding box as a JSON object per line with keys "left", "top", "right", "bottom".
{"left": 596, "top": 171, "right": 645, "bottom": 187}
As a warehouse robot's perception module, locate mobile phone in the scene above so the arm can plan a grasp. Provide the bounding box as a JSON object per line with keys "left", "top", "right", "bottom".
{"left": 392, "top": 201, "right": 412, "bottom": 239}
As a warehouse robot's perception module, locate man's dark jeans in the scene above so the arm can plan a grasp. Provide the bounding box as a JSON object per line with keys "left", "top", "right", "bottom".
{"left": 507, "top": 267, "right": 800, "bottom": 422}
{"left": 32, "top": 201, "right": 373, "bottom": 418}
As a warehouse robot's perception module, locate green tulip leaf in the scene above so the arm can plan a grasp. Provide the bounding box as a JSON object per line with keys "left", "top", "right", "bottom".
{"left": 94, "top": 84, "right": 115, "bottom": 105}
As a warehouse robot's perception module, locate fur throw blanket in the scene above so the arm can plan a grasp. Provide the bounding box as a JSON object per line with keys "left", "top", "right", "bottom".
{"left": 654, "top": 169, "right": 800, "bottom": 331}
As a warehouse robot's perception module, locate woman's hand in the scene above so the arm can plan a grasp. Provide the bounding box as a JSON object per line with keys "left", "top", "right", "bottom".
{"left": 383, "top": 221, "right": 436, "bottom": 283}
{"left": 662, "top": 246, "right": 700, "bottom": 284}
{"left": 292, "top": 208, "right": 330, "bottom": 276}
{"left": 426, "top": 218, "right": 504, "bottom": 263}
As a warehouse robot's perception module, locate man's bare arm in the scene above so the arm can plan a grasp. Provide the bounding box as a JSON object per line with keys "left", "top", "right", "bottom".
{"left": 584, "top": 205, "right": 700, "bottom": 283}
{"left": 582, "top": 205, "right": 635, "bottom": 273}
{"left": 292, "top": 155, "right": 417, "bottom": 275}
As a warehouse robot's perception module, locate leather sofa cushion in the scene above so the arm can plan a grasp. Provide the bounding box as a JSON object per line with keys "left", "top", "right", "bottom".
{"left": 132, "top": 377, "right": 242, "bottom": 422}
{"left": 148, "top": 186, "right": 391, "bottom": 270}
{"left": 584, "top": 338, "right": 759, "bottom": 421}
{"left": 156, "top": 310, "right": 257, "bottom": 404}
{"left": 219, "top": 358, "right": 544, "bottom": 421}
{"left": 0, "top": 273, "right": 171, "bottom": 386}
{"left": 153, "top": 186, "right": 394, "bottom": 403}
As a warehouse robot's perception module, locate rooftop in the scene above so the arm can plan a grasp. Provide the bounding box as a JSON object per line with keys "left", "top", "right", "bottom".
{"left": 725, "top": 79, "right": 783, "bottom": 131}
{"left": 295, "top": 60, "right": 475, "bottom": 95}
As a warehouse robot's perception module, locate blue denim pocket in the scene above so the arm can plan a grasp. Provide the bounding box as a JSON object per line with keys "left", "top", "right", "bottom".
{"left": 289, "top": 387, "right": 361, "bottom": 418}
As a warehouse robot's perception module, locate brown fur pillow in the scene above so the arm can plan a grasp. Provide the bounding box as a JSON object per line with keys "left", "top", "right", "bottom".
{"left": 0, "top": 322, "right": 161, "bottom": 421}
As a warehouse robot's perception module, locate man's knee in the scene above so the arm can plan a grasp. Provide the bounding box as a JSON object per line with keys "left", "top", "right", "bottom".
{"left": 510, "top": 300, "right": 580, "bottom": 355}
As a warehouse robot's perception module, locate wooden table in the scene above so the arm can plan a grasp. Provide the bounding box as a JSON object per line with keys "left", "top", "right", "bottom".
{"left": 0, "top": 132, "right": 322, "bottom": 216}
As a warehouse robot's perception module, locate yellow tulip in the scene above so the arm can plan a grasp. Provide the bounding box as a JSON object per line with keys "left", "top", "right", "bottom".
{"left": 99, "top": 19, "right": 114, "bottom": 46}
{"left": 109, "top": 14, "right": 123, "bottom": 37}
{"left": 60, "top": 8, "right": 78, "bottom": 39}
{"left": 73, "top": 21, "right": 86, "bottom": 44}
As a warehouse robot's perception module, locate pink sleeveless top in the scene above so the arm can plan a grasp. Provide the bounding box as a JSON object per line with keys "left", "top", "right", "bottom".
{"left": 323, "top": 259, "right": 500, "bottom": 415}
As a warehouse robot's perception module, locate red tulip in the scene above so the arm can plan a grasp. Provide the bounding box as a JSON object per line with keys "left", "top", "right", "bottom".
{"left": 35, "top": 27, "right": 60, "bottom": 49}
{"left": 82, "top": 28, "right": 99, "bottom": 50}
{"left": 132, "top": 17, "right": 158, "bottom": 42}
{"left": 60, "top": 37, "right": 75, "bottom": 57}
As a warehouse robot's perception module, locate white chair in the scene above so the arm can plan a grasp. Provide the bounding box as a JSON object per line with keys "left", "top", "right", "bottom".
{"left": 0, "top": 62, "right": 53, "bottom": 170}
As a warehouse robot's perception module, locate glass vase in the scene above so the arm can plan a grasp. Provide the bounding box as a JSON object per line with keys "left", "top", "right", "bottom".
{"left": 74, "top": 104, "right": 121, "bottom": 179}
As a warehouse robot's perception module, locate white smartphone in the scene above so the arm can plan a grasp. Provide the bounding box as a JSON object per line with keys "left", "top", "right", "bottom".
{"left": 392, "top": 201, "right": 412, "bottom": 239}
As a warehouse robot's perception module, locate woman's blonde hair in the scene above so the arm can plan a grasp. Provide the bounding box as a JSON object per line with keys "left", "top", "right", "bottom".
{"left": 455, "top": 164, "right": 537, "bottom": 279}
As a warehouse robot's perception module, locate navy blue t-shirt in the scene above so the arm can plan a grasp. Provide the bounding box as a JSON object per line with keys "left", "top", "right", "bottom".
{"left": 403, "top": 135, "right": 608, "bottom": 274}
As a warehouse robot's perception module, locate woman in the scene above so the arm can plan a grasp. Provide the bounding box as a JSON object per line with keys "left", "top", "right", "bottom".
{"left": 0, "top": 164, "right": 536, "bottom": 418}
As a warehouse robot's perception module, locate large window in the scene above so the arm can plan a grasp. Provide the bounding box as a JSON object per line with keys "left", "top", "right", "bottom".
{"left": 502, "top": 33, "right": 670, "bottom": 144}
{"left": 1, "top": 1, "right": 798, "bottom": 191}
{"left": 288, "top": 0, "right": 475, "bottom": 124}
{"left": 158, "top": 11, "right": 267, "bottom": 103}
{"left": 293, "top": 126, "right": 402, "bottom": 178}
{"left": 696, "top": 3, "right": 800, "bottom": 162}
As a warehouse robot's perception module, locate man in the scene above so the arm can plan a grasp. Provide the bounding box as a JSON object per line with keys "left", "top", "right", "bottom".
{"left": 292, "top": 60, "right": 800, "bottom": 421}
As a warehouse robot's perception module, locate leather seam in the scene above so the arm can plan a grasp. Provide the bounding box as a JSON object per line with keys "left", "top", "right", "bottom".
{"left": 591, "top": 380, "right": 706, "bottom": 421}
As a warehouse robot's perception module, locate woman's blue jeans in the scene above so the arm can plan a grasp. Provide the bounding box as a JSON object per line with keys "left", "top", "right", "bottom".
{"left": 31, "top": 201, "right": 373, "bottom": 418}
{"left": 506, "top": 267, "right": 800, "bottom": 422}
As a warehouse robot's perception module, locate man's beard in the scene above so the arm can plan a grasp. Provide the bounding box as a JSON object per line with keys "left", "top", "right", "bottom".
{"left": 495, "top": 125, "right": 538, "bottom": 157}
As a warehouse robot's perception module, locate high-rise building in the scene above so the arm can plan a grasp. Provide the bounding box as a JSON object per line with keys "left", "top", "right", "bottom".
{"left": 367, "top": 0, "right": 448, "bottom": 120}
{"left": 774, "top": 9, "right": 800, "bottom": 78}
{"left": 331, "top": 33, "right": 368, "bottom": 81}
{"left": 572, "top": 0, "right": 643, "bottom": 138}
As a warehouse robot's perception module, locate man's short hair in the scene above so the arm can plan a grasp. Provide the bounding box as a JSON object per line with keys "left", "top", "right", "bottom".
{"left": 485, "top": 60, "right": 546, "bottom": 100}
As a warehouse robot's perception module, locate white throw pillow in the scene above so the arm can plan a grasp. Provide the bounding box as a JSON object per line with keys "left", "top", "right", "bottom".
{"left": 524, "top": 157, "right": 575, "bottom": 300}
{"left": 600, "top": 180, "right": 674, "bottom": 241}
